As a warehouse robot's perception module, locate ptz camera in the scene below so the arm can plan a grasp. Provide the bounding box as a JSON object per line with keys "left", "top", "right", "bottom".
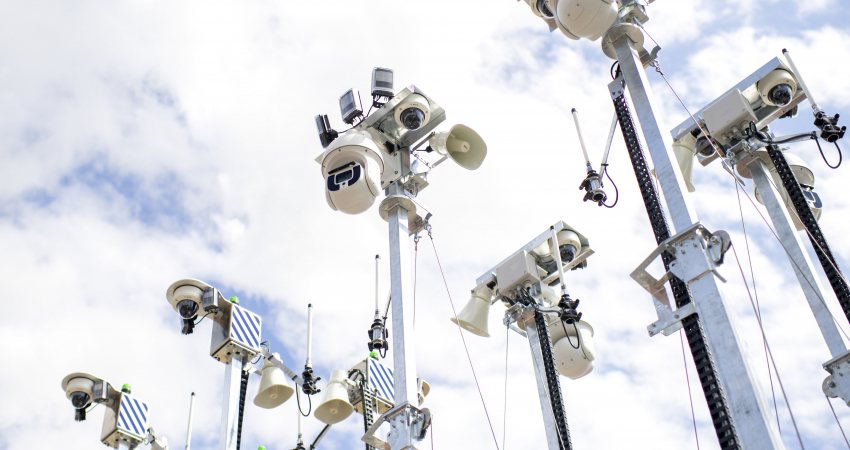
{"left": 61, "top": 372, "right": 107, "bottom": 422}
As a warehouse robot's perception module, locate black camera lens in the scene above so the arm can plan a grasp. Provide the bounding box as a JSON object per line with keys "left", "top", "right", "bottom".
{"left": 768, "top": 84, "right": 793, "bottom": 106}
{"left": 536, "top": 0, "right": 554, "bottom": 18}
{"left": 559, "top": 244, "right": 577, "bottom": 264}
{"left": 70, "top": 391, "right": 90, "bottom": 409}
{"left": 177, "top": 299, "right": 199, "bottom": 320}
{"left": 400, "top": 107, "right": 426, "bottom": 130}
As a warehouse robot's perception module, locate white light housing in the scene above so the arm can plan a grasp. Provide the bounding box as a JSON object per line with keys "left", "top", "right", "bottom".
{"left": 551, "top": 320, "right": 595, "bottom": 379}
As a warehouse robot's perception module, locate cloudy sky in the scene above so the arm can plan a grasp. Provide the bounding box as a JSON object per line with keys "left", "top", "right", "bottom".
{"left": 2, "top": 1, "right": 850, "bottom": 449}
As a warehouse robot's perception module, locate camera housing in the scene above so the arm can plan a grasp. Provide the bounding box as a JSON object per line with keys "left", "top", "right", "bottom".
{"left": 393, "top": 94, "right": 431, "bottom": 131}
{"left": 62, "top": 372, "right": 112, "bottom": 422}
{"left": 166, "top": 279, "right": 219, "bottom": 335}
{"left": 318, "top": 129, "right": 387, "bottom": 214}
{"left": 523, "top": 0, "right": 617, "bottom": 41}
{"left": 757, "top": 69, "right": 797, "bottom": 107}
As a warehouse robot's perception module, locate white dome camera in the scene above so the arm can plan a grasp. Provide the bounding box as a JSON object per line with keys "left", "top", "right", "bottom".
{"left": 556, "top": 0, "right": 618, "bottom": 41}
{"left": 61, "top": 372, "right": 104, "bottom": 422}
{"left": 166, "top": 278, "right": 214, "bottom": 335}
{"left": 757, "top": 69, "right": 797, "bottom": 107}
{"left": 319, "top": 129, "right": 386, "bottom": 214}
{"left": 393, "top": 94, "right": 431, "bottom": 131}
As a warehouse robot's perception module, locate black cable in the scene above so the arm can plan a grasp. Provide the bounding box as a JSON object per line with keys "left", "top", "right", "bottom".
{"left": 236, "top": 368, "right": 250, "bottom": 450}
{"left": 193, "top": 311, "right": 214, "bottom": 325}
{"left": 815, "top": 138, "right": 843, "bottom": 169}
{"left": 600, "top": 163, "right": 619, "bottom": 208}
{"left": 296, "top": 388, "right": 313, "bottom": 417}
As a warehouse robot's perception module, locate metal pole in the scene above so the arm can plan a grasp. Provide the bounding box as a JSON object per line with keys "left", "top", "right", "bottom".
{"left": 611, "top": 33, "right": 784, "bottom": 448}
{"left": 524, "top": 313, "right": 566, "bottom": 450}
{"left": 220, "top": 354, "right": 243, "bottom": 450}
{"left": 748, "top": 159, "right": 847, "bottom": 356}
{"left": 386, "top": 177, "right": 420, "bottom": 449}
{"left": 306, "top": 304, "right": 314, "bottom": 368}
{"left": 571, "top": 108, "right": 593, "bottom": 170}
{"left": 185, "top": 392, "right": 196, "bottom": 450}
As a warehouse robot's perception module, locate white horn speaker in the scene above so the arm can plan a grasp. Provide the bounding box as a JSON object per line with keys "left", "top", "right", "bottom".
{"left": 429, "top": 124, "right": 488, "bottom": 170}
{"left": 253, "top": 359, "right": 294, "bottom": 409}
{"left": 314, "top": 370, "right": 354, "bottom": 425}
{"left": 672, "top": 134, "right": 697, "bottom": 192}
{"left": 450, "top": 285, "right": 493, "bottom": 337}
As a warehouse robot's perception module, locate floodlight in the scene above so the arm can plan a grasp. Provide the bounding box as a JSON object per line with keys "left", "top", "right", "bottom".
{"left": 340, "top": 89, "right": 364, "bottom": 125}
{"left": 371, "top": 67, "right": 394, "bottom": 98}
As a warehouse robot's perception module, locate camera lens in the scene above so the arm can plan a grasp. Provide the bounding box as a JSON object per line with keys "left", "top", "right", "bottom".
{"left": 70, "top": 391, "right": 90, "bottom": 409}
{"left": 536, "top": 0, "right": 554, "bottom": 18}
{"left": 559, "top": 244, "right": 577, "bottom": 264}
{"left": 399, "top": 107, "right": 426, "bottom": 130}
{"left": 768, "top": 84, "right": 793, "bottom": 106}
{"left": 177, "top": 299, "right": 199, "bottom": 320}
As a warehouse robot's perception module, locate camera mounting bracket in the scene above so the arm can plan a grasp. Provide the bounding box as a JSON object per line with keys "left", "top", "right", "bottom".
{"left": 823, "top": 349, "right": 850, "bottom": 405}
{"left": 631, "top": 222, "right": 730, "bottom": 336}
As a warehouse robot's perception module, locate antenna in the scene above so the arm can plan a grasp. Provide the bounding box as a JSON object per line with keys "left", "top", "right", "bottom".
{"left": 185, "top": 392, "right": 196, "bottom": 450}
{"left": 571, "top": 108, "right": 608, "bottom": 205}
{"left": 301, "top": 304, "right": 321, "bottom": 395}
{"left": 368, "top": 255, "right": 389, "bottom": 356}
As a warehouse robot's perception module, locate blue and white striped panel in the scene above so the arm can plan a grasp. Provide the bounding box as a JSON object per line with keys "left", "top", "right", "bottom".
{"left": 367, "top": 359, "right": 394, "bottom": 403}
{"left": 117, "top": 394, "right": 149, "bottom": 439}
{"left": 229, "top": 304, "right": 262, "bottom": 351}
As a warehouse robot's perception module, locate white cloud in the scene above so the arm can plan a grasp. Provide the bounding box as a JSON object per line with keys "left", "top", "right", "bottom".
{"left": 1, "top": 1, "right": 849, "bottom": 449}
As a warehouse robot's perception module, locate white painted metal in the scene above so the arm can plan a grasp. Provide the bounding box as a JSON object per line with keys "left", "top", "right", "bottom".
{"left": 185, "top": 392, "right": 196, "bottom": 450}
{"left": 220, "top": 355, "right": 243, "bottom": 450}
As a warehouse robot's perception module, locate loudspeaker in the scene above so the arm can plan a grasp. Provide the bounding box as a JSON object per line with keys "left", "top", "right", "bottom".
{"left": 450, "top": 286, "right": 492, "bottom": 337}
{"left": 417, "top": 378, "right": 431, "bottom": 405}
{"left": 552, "top": 320, "right": 595, "bottom": 379}
{"left": 672, "top": 134, "right": 697, "bottom": 192}
{"left": 429, "top": 124, "right": 487, "bottom": 170}
{"left": 314, "top": 370, "right": 354, "bottom": 425}
{"left": 253, "top": 362, "right": 294, "bottom": 409}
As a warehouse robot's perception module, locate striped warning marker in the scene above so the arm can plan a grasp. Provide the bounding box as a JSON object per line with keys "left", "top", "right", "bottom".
{"left": 229, "top": 304, "right": 262, "bottom": 351}
{"left": 117, "top": 394, "right": 149, "bottom": 439}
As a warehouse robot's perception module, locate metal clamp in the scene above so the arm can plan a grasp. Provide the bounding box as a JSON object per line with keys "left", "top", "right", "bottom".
{"left": 631, "top": 222, "right": 730, "bottom": 336}
{"left": 823, "top": 349, "right": 850, "bottom": 405}
{"left": 378, "top": 195, "right": 425, "bottom": 235}
{"left": 362, "top": 402, "right": 430, "bottom": 450}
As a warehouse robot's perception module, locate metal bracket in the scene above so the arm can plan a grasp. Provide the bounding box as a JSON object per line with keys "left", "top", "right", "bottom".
{"left": 823, "top": 349, "right": 850, "bottom": 405}
{"left": 631, "top": 222, "right": 729, "bottom": 336}
{"left": 378, "top": 194, "right": 425, "bottom": 235}
{"left": 362, "top": 402, "right": 430, "bottom": 450}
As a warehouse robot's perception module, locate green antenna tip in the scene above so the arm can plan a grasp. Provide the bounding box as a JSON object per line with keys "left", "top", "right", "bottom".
{"left": 121, "top": 384, "right": 131, "bottom": 393}
{"left": 229, "top": 296, "right": 239, "bottom": 304}
{"left": 369, "top": 351, "right": 378, "bottom": 359}
{"left": 257, "top": 446, "right": 266, "bottom": 450}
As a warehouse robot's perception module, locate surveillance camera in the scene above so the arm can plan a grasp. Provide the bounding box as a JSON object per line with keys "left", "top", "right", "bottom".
{"left": 757, "top": 69, "right": 797, "bottom": 107}
{"left": 555, "top": 0, "right": 617, "bottom": 41}
{"left": 166, "top": 279, "right": 214, "bottom": 335}
{"left": 531, "top": 0, "right": 556, "bottom": 18}
{"left": 671, "top": 55, "right": 805, "bottom": 153}
{"left": 62, "top": 372, "right": 107, "bottom": 422}
{"left": 318, "top": 129, "right": 386, "bottom": 214}
{"left": 394, "top": 94, "right": 431, "bottom": 131}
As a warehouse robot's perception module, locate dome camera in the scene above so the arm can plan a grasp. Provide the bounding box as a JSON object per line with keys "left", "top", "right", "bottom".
{"left": 166, "top": 279, "right": 213, "bottom": 335}
{"left": 61, "top": 372, "right": 102, "bottom": 422}
{"left": 757, "top": 69, "right": 797, "bottom": 107}
{"left": 394, "top": 94, "right": 431, "bottom": 131}
{"left": 532, "top": 0, "right": 556, "bottom": 18}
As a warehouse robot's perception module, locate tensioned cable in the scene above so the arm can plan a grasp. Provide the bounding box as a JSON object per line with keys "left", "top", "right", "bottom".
{"left": 503, "top": 323, "right": 510, "bottom": 450}
{"left": 734, "top": 178, "right": 782, "bottom": 430}
{"left": 639, "top": 26, "right": 850, "bottom": 344}
{"left": 641, "top": 24, "right": 850, "bottom": 319}
{"left": 679, "top": 329, "right": 702, "bottom": 450}
{"left": 730, "top": 244, "right": 805, "bottom": 448}
{"left": 427, "top": 229, "right": 501, "bottom": 449}
{"left": 823, "top": 394, "right": 850, "bottom": 448}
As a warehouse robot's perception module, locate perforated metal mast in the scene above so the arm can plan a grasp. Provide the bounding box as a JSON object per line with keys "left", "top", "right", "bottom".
{"left": 601, "top": 1, "right": 784, "bottom": 448}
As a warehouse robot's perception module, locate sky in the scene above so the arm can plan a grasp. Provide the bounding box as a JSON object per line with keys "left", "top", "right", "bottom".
{"left": 2, "top": 0, "right": 850, "bottom": 449}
